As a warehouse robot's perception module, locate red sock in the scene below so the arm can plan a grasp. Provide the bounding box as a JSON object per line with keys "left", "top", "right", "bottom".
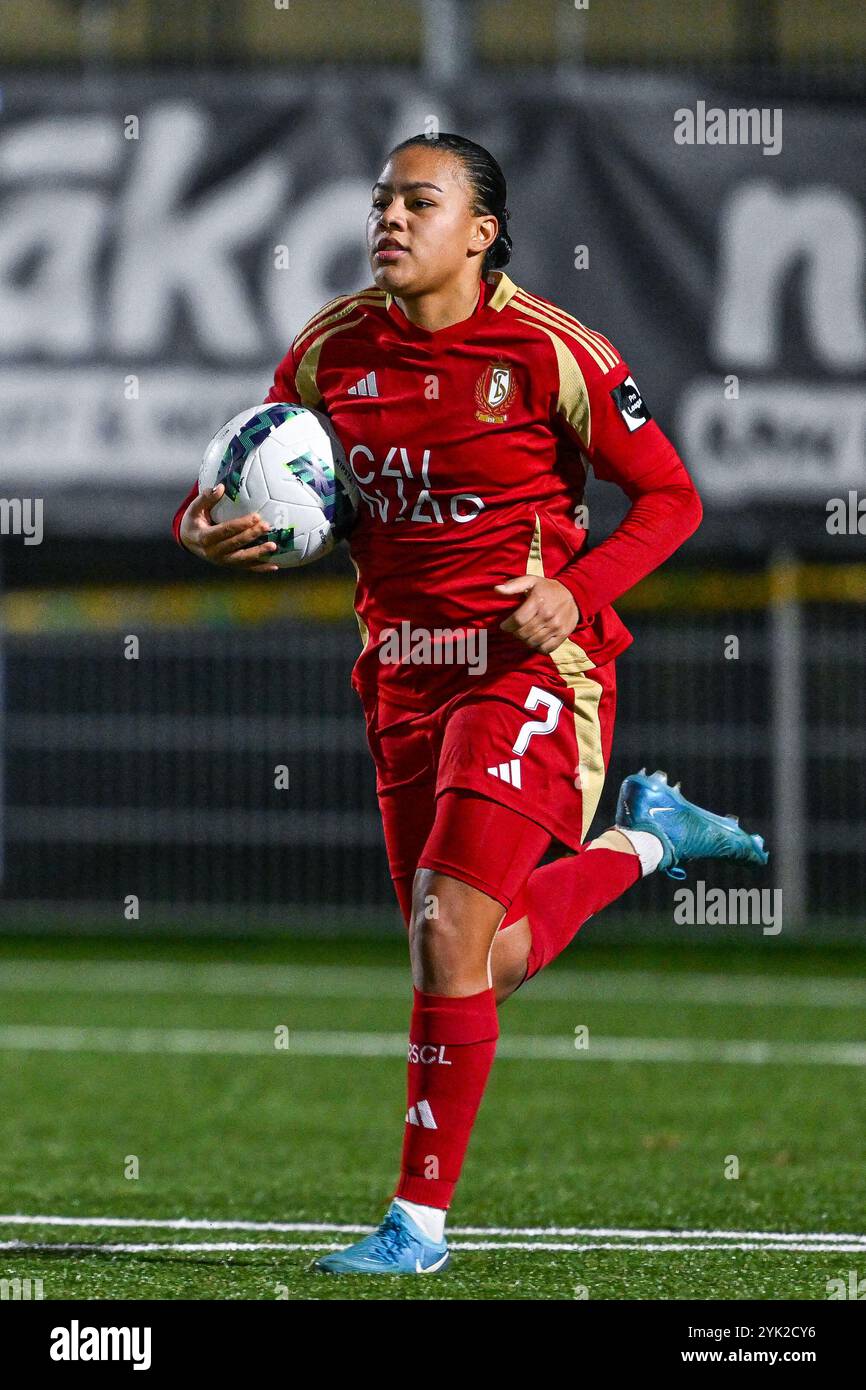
{"left": 520, "top": 847, "right": 641, "bottom": 979}
{"left": 396, "top": 987, "right": 498, "bottom": 1210}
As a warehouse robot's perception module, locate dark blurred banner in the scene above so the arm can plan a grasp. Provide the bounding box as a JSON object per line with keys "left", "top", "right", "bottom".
{"left": 1, "top": 73, "right": 863, "bottom": 550}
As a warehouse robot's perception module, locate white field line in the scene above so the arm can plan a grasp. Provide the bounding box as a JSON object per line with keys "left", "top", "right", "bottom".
{"left": 0, "top": 960, "right": 865, "bottom": 1010}
{"left": 2, "top": 1239, "right": 865, "bottom": 1256}
{"left": 0, "top": 1023, "right": 865, "bottom": 1067}
{"left": 2, "top": 1215, "right": 864, "bottom": 1244}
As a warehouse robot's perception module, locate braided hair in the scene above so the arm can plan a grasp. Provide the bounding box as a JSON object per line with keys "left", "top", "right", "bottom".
{"left": 387, "top": 132, "right": 512, "bottom": 275}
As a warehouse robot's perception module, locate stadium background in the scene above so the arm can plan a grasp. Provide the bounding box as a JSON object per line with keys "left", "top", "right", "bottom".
{"left": 0, "top": 0, "right": 864, "bottom": 939}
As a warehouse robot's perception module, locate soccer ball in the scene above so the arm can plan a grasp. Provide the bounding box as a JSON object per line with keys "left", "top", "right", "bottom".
{"left": 199, "top": 402, "right": 358, "bottom": 567}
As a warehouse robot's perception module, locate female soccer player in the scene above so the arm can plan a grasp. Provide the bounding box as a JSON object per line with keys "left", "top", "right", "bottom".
{"left": 174, "top": 134, "right": 767, "bottom": 1276}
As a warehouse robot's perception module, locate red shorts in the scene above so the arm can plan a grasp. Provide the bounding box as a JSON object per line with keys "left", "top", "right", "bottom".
{"left": 364, "top": 662, "right": 617, "bottom": 922}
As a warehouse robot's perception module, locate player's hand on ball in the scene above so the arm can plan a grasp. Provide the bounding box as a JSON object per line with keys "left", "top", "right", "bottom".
{"left": 495, "top": 575, "right": 580, "bottom": 654}
{"left": 179, "top": 485, "right": 280, "bottom": 573}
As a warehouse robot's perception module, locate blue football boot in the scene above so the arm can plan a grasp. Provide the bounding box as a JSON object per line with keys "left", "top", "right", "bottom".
{"left": 615, "top": 769, "right": 769, "bottom": 880}
{"left": 313, "top": 1202, "right": 450, "bottom": 1276}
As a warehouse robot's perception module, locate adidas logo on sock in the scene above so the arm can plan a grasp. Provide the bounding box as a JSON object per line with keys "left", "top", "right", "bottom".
{"left": 347, "top": 371, "right": 379, "bottom": 397}
{"left": 486, "top": 759, "right": 522, "bottom": 789}
{"left": 405, "top": 1099, "right": 438, "bottom": 1129}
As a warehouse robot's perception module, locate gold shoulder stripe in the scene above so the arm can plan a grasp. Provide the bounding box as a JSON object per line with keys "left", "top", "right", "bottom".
{"left": 516, "top": 316, "right": 592, "bottom": 449}
{"left": 301, "top": 287, "right": 385, "bottom": 329}
{"left": 512, "top": 295, "right": 612, "bottom": 375}
{"left": 293, "top": 293, "right": 361, "bottom": 343}
{"left": 294, "top": 290, "right": 385, "bottom": 348}
{"left": 294, "top": 315, "right": 365, "bottom": 408}
{"left": 513, "top": 291, "right": 619, "bottom": 371}
{"left": 515, "top": 289, "right": 620, "bottom": 368}
{"left": 521, "top": 293, "right": 620, "bottom": 368}
{"left": 294, "top": 291, "right": 385, "bottom": 355}
{"left": 514, "top": 291, "right": 618, "bottom": 371}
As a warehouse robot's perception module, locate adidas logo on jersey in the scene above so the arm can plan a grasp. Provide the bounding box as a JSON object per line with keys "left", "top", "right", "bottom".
{"left": 348, "top": 370, "right": 379, "bottom": 397}
{"left": 405, "top": 1100, "right": 438, "bottom": 1129}
{"left": 486, "top": 759, "right": 522, "bottom": 788}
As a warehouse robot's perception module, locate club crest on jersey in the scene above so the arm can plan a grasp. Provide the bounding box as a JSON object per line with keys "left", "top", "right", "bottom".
{"left": 474, "top": 361, "right": 517, "bottom": 423}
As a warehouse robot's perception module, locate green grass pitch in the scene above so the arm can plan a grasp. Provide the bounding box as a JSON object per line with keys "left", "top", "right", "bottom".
{"left": 0, "top": 933, "right": 864, "bottom": 1301}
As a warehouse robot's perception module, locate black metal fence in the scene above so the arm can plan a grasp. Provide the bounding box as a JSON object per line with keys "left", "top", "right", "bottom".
{"left": 2, "top": 588, "right": 863, "bottom": 937}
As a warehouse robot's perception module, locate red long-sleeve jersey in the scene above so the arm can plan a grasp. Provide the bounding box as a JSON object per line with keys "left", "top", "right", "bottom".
{"left": 173, "top": 271, "right": 701, "bottom": 711}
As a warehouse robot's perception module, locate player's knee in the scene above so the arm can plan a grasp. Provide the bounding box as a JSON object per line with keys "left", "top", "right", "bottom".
{"left": 408, "top": 871, "right": 506, "bottom": 999}
{"left": 408, "top": 870, "right": 486, "bottom": 982}
{"left": 408, "top": 874, "right": 461, "bottom": 957}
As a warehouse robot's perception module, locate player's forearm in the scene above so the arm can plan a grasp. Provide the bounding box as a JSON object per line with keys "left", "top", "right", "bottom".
{"left": 555, "top": 478, "right": 702, "bottom": 619}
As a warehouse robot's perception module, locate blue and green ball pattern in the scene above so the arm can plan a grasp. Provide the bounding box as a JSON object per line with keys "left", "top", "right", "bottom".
{"left": 214, "top": 405, "right": 307, "bottom": 501}
{"left": 217, "top": 405, "right": 355, "bottom": 556}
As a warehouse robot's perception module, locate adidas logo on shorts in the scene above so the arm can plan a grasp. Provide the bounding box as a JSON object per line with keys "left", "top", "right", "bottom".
{"left": 486, "top": 759, "right": 522, "bottom": 789}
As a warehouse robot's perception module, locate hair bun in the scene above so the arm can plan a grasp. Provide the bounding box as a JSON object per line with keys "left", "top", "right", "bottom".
{"left": 489, "top": 229, "right": 513, "bottom": 270}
